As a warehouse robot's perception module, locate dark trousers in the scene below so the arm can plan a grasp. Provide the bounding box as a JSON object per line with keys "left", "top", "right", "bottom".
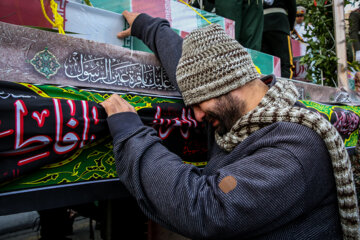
{"left": 261, "top": 31, "right": 294, "bottom": 79}
{"left": 38, "top": 198, "right": 147, "bottom": 240}
{"left": 38, "top": 207, "right": 73, "bottom": 240}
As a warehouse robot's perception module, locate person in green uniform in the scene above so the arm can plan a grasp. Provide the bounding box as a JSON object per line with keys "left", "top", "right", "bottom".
{"left": 192, "top": 0, "right": 264, "bottom": 51}
{"left": 261, "top": 0, "right": 296, "bottom": 79}
{"left": 349, "top": 8, "right": 360, "bottom": 62}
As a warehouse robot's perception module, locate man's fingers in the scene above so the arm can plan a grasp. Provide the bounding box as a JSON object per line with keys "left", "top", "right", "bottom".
{"left": 117, "top": 28, "right": 131, "bottom": 39}
{"left": 122, "top": 10, "right": 130, "bottom": 19}
{"left": 117, "top": 10, "right": 132, "bottom": 39}
{"left": 118, "top": 11, "right": 140, "bottom": 39}
{"left": 122, "top": 10, "right": 140, "bottom": 26}
{"left": 100, "top": 94, "right": 136, "bottom": 117}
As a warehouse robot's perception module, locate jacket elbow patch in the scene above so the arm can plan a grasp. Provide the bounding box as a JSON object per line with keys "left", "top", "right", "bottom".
{"left": 218, "top": 175, "right": 237, "bottom": 193}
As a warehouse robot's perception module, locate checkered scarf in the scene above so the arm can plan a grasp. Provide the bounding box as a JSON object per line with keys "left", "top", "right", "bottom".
{"left": 216, "top": 79, "right": 360, "bottom": 239}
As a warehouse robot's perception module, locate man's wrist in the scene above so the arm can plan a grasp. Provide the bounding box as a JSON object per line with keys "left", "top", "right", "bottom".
{"left": 131, "top": 13, "right": 154, "bottom": 37}
{"left": 107, "top": 112, "right": 143, "bottom": 140}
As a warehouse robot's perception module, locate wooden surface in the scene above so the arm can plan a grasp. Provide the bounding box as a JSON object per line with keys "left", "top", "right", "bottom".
{"left": 333, "top": 0, "right": 349, "bottom": 90}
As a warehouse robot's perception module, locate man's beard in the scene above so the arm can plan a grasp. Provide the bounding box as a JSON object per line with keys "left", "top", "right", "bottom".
{"left": 204, "top": 93, "right": 246, "bottom": 136}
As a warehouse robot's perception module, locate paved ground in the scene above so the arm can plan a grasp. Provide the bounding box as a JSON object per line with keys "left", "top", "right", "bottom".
{"left": 0, "top": 214, "right": 101, "bottom": 240}
{"left": 0, "top": 211, "right": 189, "bottom": 240}
{"left": 0, "top": 212, "right": 38, "bottom": 236}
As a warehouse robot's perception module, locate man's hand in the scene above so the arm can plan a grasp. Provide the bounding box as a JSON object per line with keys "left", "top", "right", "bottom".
{"left": 117, "top": 10, "right": 140, "bottom": 39}
{"left": 355, "top": 72, "right": 360, "bottom": 82}
{"left": 100, "top": 94, "right": 136, "bottom": 117}
{"left": 355, "top": 72, "right": 360, "bottom": 92}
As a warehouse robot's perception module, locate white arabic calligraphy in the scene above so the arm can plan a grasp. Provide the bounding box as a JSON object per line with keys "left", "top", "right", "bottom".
{"left": 0, "top": 91, "right": 36, "bottom": 99}
{"left": 64, "top": 52, "right": 175, "bottom": 91}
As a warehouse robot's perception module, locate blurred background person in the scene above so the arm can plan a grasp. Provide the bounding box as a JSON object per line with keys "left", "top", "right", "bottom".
{"left": 292, "top": 6, "right": 306, "bottom": 42}
{"left": 191, "top": 0, "right": 264, "bottom": 51}
{"left": 261, "top": 0, "right": 296, "bottom": 79}
{"left": 349, "top": 7, "right": 360, "bottom": 62}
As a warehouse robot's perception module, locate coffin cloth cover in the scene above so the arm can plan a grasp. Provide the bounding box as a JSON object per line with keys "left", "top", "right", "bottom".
{"left": 1, "top": 79, "right": 360, "bottom": 211}
{"left": 0, "top": 80, "right": 208, "bottom": 185}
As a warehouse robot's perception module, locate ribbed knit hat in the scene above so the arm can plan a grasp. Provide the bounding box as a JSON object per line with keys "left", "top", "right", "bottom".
{"left": 176, "top": 24, "right": 260, "bottom": 106}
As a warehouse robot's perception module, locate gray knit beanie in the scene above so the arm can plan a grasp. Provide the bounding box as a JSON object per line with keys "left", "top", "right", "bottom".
{"left": 176, "top": 24, "right": 260, "bottom": 106}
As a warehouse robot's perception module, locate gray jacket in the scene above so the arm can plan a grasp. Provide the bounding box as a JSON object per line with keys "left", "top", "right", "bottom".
{"left": 106, "top": 14, "right": 342, "bottom": 239}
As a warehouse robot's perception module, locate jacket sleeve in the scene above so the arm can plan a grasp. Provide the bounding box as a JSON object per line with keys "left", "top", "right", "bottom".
{"left": 131, "top": 13, "right": 183, "bottom": 90}
{"left": 108, "top": 113, "right": 308, "bottom": 239}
